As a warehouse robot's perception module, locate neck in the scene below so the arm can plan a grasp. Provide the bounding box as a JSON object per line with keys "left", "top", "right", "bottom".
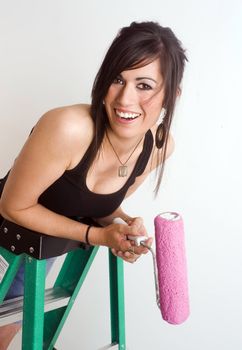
{"left": 104, "top": 129, "right": 146, "bottom": 177}
{"left": 105, "top": 129, "right": 145, "bottom": 156}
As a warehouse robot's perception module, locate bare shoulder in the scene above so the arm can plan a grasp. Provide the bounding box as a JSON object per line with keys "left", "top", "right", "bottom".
{"left": 22, "top": 103, "right": 94, "bottom": 171}
{"left": 36, "top": 104, "right": 93, "bottom": 142}
{"left": 32, "top": 104, "right": 92, "bottom": 154}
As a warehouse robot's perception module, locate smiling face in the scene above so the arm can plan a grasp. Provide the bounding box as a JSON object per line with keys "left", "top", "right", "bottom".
{"left": 104, "top": 58, "right": 165, "bottom": 140}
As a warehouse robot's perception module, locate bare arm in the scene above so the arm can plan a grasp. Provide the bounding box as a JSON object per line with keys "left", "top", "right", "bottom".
{"left": 0, "top": 107, "right": 95, "bottom": 241}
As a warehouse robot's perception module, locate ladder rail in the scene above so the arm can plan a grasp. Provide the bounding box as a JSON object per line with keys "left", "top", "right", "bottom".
{"left": 0, "top": 245, "right": 127, "bottom": 349}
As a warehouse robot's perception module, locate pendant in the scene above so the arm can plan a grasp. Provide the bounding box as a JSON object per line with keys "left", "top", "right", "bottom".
{"left": 118, "top": 165, "right": 128, "bottom": 177}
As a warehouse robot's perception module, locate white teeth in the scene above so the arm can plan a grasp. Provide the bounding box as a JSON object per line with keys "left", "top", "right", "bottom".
{"left": 115, "top": 110, "right": 140, "bottom": 119}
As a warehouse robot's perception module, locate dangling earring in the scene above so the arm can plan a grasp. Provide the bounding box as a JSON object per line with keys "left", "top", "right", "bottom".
{"left": 155, "top": 107, "right": 166, "bottom": 149}
{"left": 158, "top": 107, "right": 166, "bottom": 124}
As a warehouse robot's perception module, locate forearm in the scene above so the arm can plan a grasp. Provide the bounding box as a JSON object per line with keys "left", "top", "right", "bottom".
{"left": 0, "top": 203, "right": 104, "bottom": 244}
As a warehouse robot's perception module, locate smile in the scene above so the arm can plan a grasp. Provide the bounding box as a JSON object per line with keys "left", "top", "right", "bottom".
{"left": 115, "top": 109, "right": 141, "bottom": 120}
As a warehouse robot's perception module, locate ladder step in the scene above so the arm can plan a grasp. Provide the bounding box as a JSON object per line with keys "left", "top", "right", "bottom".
{"left": 98, "top": 344, "right": 120, "bottom": 350}
{"left": 0, "top": 287, "right": 71, "bottom": 326}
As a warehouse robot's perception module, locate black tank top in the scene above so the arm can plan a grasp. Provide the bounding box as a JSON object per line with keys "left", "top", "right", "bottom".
{"left": 38, "top": 130, "right": 154, "bottom": 218}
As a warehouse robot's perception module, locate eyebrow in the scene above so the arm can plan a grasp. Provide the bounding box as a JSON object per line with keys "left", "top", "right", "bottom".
{"left": 118, "top": 74, "right": 158, "bottom": 84}
{"left": 136, "top": 77, "right": 158, "bottom": 83}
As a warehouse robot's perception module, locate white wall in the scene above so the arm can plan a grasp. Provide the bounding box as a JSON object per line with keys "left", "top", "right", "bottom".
{"left": 1, "top": 1, "right": 242, "bottom": 349}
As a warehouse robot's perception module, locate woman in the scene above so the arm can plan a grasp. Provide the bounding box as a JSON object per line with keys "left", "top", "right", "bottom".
{"left": 0, "top": 21, "right": 187, "bottom": 348}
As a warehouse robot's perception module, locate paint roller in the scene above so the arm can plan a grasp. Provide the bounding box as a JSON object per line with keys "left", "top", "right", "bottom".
{"left": 113, "top": 212, "right": 190, "bottom": 325}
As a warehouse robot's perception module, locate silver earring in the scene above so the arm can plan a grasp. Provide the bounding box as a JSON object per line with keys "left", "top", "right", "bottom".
{"left": 158, "top": 107, "right": 166, "bottom": 124}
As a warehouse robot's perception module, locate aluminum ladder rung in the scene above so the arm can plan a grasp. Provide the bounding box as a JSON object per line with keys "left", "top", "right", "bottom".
{"left": 98, "top": 345, "right": 120, "bottom": 350}
{"left": 0, "top": 287, "right": 70, "bottom": 326}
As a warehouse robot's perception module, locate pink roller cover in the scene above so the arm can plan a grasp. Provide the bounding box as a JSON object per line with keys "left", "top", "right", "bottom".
{"left": 154, "top": 212, "right": 190, "bottom": 325}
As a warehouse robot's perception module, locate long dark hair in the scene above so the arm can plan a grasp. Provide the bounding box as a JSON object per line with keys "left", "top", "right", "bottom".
{"left": 90, "top": 21, "right": 187, "bottom": 194}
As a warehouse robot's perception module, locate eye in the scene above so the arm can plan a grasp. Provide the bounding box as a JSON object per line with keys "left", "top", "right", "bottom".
{"left": 137, "top": 83, "right": 153, "bottom": 90}
{"left": 112, "top": 76, "right": 124, "bottom": 85}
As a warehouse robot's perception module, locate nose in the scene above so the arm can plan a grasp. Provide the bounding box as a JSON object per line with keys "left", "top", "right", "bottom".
{"left": 116, "top": 83, "right": 137, "bottom": 106}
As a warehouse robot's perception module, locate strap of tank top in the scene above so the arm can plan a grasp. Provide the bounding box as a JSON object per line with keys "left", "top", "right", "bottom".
{"left": 127, "top": 129, "right": 154, "bottom": 180}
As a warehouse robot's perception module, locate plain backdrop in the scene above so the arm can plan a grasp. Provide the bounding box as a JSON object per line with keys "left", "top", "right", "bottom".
{"left": 1, "top": 0, "right": 242, "bottom": 349}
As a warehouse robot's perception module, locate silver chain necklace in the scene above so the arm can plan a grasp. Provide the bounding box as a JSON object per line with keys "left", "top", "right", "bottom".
{"left": 106, "top": 132, "right": 144, "bottom": 177}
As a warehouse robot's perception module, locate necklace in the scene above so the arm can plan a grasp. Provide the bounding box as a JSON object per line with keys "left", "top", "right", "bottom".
{"left": 106, "top": 132, "right": 144, "bottom": 177}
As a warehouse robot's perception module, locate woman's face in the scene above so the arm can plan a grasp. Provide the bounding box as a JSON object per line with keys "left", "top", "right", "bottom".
{"left": 104, "top": 58, "right": 164, "bottom": 140}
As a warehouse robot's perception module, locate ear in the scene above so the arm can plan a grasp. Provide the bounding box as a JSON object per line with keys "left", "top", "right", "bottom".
{"left": 176, "top": 87, "right": 181, "bottom": 97}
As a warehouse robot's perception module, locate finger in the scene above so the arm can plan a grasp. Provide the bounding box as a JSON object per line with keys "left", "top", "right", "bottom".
{"left": 137, "top": 217, "right": 143, "bottom": 224}
{"left": 129, "top": 221, "right": 146, "bottom": 234}
{"left": 124, "top": 251, "right": 133, "bottom": 258}
{"left": 116, "top": 222, "right": 142, "bottom": 236}
{"left": 113, "top": 250, "right": 135, "bottom": 263}
{"left": 122, "top": 253, "right": 140, "bottom": 264}
{"left": 116, "top": 249, "right": 140, "bottom": 263}
{"left": 119, "top": 238, "right": 134, "bottom": 252}
{"left": 116, "top": 251, "right": 130, "bottom": 261}
{"left": 140, "top": 236, "right": 153, "bottom": 247}
{"left": 121, "top": 242, "right": 142, "bottom": 255}
{"left": 129, "top": 217, "right": 147, "bottom": 234}
{"left": 111, "top": 249, "right": 119, "bottom": 257}
{"left": 131, "top": 217, "right": 143, "bottom": 227}
{"left": 143, "top": 237, "right": 153, "bottom": 247}
{"left": 126, "top": 225, "right": 145, "bottom": 236}
{"left": 115, "top": 219, "right": 146, "bottom": 237}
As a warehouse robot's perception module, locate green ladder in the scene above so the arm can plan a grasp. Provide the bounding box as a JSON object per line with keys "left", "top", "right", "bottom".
{"left": 0, "top": 218, "right": 126, "bottom": 349}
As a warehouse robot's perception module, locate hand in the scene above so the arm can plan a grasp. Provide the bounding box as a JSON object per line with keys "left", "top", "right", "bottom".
{"left": 126, "top": 216, "right": 147, "bottom": 235}
{"left": 110, "top": 216, "right": 153, "bottom": 263}
{"left": 101, "top": 222, "right": 141, "bottom": 251}
{"left": 111, "top": 236, "right": 153, "bottom": 263}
